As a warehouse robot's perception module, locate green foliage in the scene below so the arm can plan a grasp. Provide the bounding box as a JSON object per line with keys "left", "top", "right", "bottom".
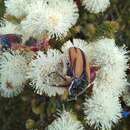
{"left": 0, "top": 0, "right": 5, "bottom": 20}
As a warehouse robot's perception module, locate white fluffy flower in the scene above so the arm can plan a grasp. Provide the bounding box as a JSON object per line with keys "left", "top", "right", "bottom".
{"left": 21, "top": 0, "right": 79, "bottom": 40}
{"left": 5, "top": 0, "right": 32, "bottom": 17}
{"left": 84, "top": 91, "right": 122, "bottom": 130}
{"left": 0, "top": 51, "right": 28, "bottom": 97}
{"left": 28, "top": 49, "right": 65, "bottom": 97}
{"left": 87, "top": 38, "right": 128, "bottom": 96}
{"left": 62, "top": 39, "right": 88, "bottom": 54}
{"left": 0, "top": 20, "right": 21, "bottom": 35}
{"left": 47, "top": 111, "right": 84, "bottom": 130}
{"left": 83, "top": 38, "right": 128, "bottom": 129}
{"left": 83, "top": 0, "right": 110, "bottom": 13}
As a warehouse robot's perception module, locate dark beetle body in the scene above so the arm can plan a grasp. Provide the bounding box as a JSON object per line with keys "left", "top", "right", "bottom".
{"left": 66, "top": 47, "right": 91, "bottom": 97}
{"left": 66, "top": 47, "right": 99, "bottom": 98}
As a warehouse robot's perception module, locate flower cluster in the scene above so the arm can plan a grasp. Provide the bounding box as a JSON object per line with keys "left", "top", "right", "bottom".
{"left": 27, "top": 49, "right": 66, "bottom": 97}
{"left": 88, "top": 38, "right": 128, "bottom": 96}
{"left": 84, "top": 38, "right": 128, "bottom": 129}
{"left": 0, "top": 51, "right": 28, "bottom": 97}
{"left": 0, "top": 0, "right": 129, "bottom": 130}
{"left": 83, "top": 0, "right": 110, "bottom": 13}
{"left": 5, "top": 0, "right": 32, "bottom": 18}
{"left": 3, "top": 0, "right": 111, "bottom": 42}
{"left": 47, "top": 111, "right": 84, "bottom": 130}
{"left": 0, "top": 20, "right": 21, "bottom": 35}
{"left": 84, "top": 90, "right": 122, "bottom": 129}
{"left": 21, "top": 0, "right": 79, "bottom": 40}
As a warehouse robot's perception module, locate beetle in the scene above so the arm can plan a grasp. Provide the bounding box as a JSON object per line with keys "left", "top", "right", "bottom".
{"left": 64, "top": 46, "right": 100, "bottom": 99}
{"left": 49, "top": 46, "right": 99, "bottom": 99}
{"left": 65, "top": 47, "right": 90, "bottom": 97}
